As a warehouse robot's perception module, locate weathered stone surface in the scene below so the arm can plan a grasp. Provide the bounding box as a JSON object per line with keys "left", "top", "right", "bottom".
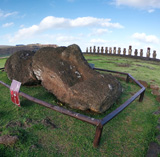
{"left": 0, "top": 135, "right": 18, "bottom": 145}
{"left": 151, "top": 90, "right": 160, "bottom": 96}
{"left": 32, "top": 44, "right": 122, "bottom": 113}
{"left": 146, "top": 142, "right": 160, "bottom": 157}
{"left": 156, "top": 95, "right": 160, "bottom": 103}
{"left": 5, "top": 50, "right": 39, "bottom": 85}
{"left": 150, "top": 84, "right": 159, "bottom": 90}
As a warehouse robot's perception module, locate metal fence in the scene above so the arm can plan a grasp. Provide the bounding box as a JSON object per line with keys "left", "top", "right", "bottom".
{"left": 0, "top": 67, "right": 145, "bottom": 147}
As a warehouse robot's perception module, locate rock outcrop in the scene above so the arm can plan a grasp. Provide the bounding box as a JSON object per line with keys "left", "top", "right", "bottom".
{"left": 32, "top": 44, "right": 122, "bottom": 113}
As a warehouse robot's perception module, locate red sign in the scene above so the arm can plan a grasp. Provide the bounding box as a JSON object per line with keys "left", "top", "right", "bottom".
{"left": 10, "top": 80, "right": 21, "bottom": 107}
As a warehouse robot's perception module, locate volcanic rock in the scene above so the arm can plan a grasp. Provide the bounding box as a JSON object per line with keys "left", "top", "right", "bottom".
{"left": 156, "top": 95, "right": 160, "bottom": 103}
{"left": 0, "top": 135, "right": 18, "bottom": 145}
{"left": 150, "top": 84, "right": 159, "bottom": 90}
{"left": 5, "top": 50, "right": 39, "bottom": 85}
{"left": 138, "top": 80, "right": 148, "bottom": 88}
{"left": 32, "top": 44, "right": 122, "bottom": 113}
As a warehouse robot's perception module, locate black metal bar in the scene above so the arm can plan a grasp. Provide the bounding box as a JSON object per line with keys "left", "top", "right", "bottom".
{"left": 93, "top": 123, "right": 103, "bottom": 147}
{"left": 139, "top": 90, "right": 145, "bottom": 102}
{"left": 128, "top": 74, "right": 144, "bottom": 88}
{"left": 126, "top": 75, "right": 130, "bottom": 83}
{"left": 94, "top": 67, "right": 128, "bottom": 75}
{"left": 0, "top": 80, "right": 100, "bottom": 126}
{"left": 101, "top": 87, "right": 145, "bottom": 126}
{"left": 0, "top": 67, "right": 5, "bottom": 71}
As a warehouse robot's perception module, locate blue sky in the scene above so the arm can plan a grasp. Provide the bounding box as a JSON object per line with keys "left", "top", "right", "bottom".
{"left": 0, "top": 0, "right": 160, "bottom": 58}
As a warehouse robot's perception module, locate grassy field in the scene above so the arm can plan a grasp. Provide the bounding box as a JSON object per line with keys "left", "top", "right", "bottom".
{"left": 0, "top": 54, "right": 160, "bottom": 156}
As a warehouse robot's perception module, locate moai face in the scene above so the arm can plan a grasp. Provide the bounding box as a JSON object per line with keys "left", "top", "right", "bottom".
{"left": 118, "top": 47, "right": 121, "bottom": 55}
{"left": 86, "top": 47, "right": 88, "bottom": 53}
{"left": 105, "top": 47, "right": 108, "bottom": 54}
{"left": 128, "top": 46, "right": 132, "bottom": 55}
{"left": 147, "top": 48, "right": 150, "bottom": 57}
{"left": 123, "top": 48, "right": 126, "bottom": 55}
{"left": 93, "top": 46, "right": 96, "bottom": 53}
{"left": 153, "top": 50, "right": 157, "bottom": 59}
{"left": 97, "top": 47, "right": 100, "bottom": 53}
{"left": 140, "top": 49, "right": 143, "bottom": 57}
{"left": 109, "top": 47, "right": 112, "bottom": 54}
{"left": 113, "top": 47, "right": 116, "bottom": 54}
{"left": 101, "top": 47, "right": 104, "bottom": 53}
{"left": 90, "top": 47, "right": 92, "bottom": 53}
{"left": 134, "top": 49, "right": 138, "bottom": 56}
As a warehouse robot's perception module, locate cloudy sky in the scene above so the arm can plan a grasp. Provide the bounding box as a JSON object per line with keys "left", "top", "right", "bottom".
{"left": 0, "top": 0, "right": 160, "bottom": 58}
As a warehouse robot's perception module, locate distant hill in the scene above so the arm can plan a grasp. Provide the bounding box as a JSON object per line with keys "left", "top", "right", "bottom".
{"left": 0, "top": 44, "right": 58, "bottom": 57}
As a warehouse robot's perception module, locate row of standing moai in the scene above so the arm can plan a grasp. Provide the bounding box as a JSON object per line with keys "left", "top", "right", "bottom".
{"left": 86, "top": 46, "right": 157, "bottom": 59}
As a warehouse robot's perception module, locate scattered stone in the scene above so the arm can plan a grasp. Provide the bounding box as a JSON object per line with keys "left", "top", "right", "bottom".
{"left": 116, "top": 63, "right": 131, "bottom": 67}
{"left": 152, "top": 111, "right": 160, "bottom": 115}
{"left": 32, "top": 44, "right": 122, "bottom": 113}
{"left": 0, "top": 135, "right": 18, "bottom": 145}
{"left": 151, "top": 90, "right": 160, "bottom": 96}
{"left": 156, "top": 96, "right": 160, "bottom": 103}
{"left": 146, "top": 142, "right": 160, "bottom": 157}
{"left": 138, "top": 80, "right": 148, "bottom": 88}
{"left": 29, "top": 144, "right": 38, "bottom": 151}
{"left": 41, "top": 117, "right": 56, "bottom": 129}
{"left": 6, "top": 121, "right": 23, "bottom": 128}
{"left": 135, "top": 64, "right": 155, "bottom": 70}
{"left": 156, "top": 135, "right": 160, "bottom": 143}
{"left": 150, "top": 85, "right": 159, "bottom": 90}
{"left": 5, "top": 50, "right": 40, "bottom": 85}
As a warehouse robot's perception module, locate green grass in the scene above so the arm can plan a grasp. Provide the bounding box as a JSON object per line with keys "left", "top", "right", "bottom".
{"left": 0, "top": 55, "right": 160, "bottom": 156}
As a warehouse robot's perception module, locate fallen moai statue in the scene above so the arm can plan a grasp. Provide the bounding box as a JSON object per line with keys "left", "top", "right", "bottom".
{"left": 5, "top": 44, "right": 122, "bottom": 113}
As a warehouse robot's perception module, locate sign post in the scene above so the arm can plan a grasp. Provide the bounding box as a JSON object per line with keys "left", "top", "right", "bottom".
{"left": 10, "top": 80, "right": 21, "bottom": 107}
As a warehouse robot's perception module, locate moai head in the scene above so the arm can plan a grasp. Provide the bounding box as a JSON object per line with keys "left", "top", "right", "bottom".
{"left": 109, "top": 47, "right": 112, "bottom": 54}
{"left": 93, "top": 46, "right": 96, "bottom": 53}
{"left": 90, "top": 46, "right": 92, "bottom": 53}
{"left": 128, "top": 45, "right": 132, "bottom": 55}
{"left": 101, "top": 47, "right": 104, "bottom": 54}
{"left": 86, "top": 47, "right": 88, "bottom": 53}
{"left": 105, "top": 47, "right": 108, "bottom": 54}
{"left": 134, "top": 49, "right": 138, "bottom": 56}
{"left": 153, "top": 50, "right": 157, "bottom": 59}
{"left": 140, "top": 49, "right": 143, "bottom": 57}
{"left": 113, "top": 47, "right": 116, "bottom": 54}
{"left": 123, "top": 48, "right": 126, "bottom": 55}
{"left": 146, "top": 47, "right": 150, "bottom": 57}
{"left": 118, "top": 47, "right": 121, "bottom": 55}
{"left": 97, "top": 47, "right": 100, "bottom": 53}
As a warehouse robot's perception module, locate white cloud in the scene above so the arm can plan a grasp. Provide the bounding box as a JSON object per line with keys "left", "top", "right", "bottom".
{"left": 113, "top": 0, "right": 160, "bottom": 11}
{"left": 2, "top": 22, "right": 14, "bottom": 28}
{"left": 90, "top": 28, "right": 112, "bottom": 36}
{"left": 89, "top": 38, "right": 109, "bottom": 45}
{"left": 132, "top": 33, "right": 160, "bottom": 44}
{"left": 9, "top": 16, "right": 124, "bottom": 43}
{"left": 56, "top": 35, "right": 80, "bottom": 43}
{"left": 0, "top": 10, "right": 18, "bottom": 18}
{"left": 148, "top": 9, "right": 155, "bottom": 13}
{"left": 20, "top": 24, "right": 25, "bottom": 28}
